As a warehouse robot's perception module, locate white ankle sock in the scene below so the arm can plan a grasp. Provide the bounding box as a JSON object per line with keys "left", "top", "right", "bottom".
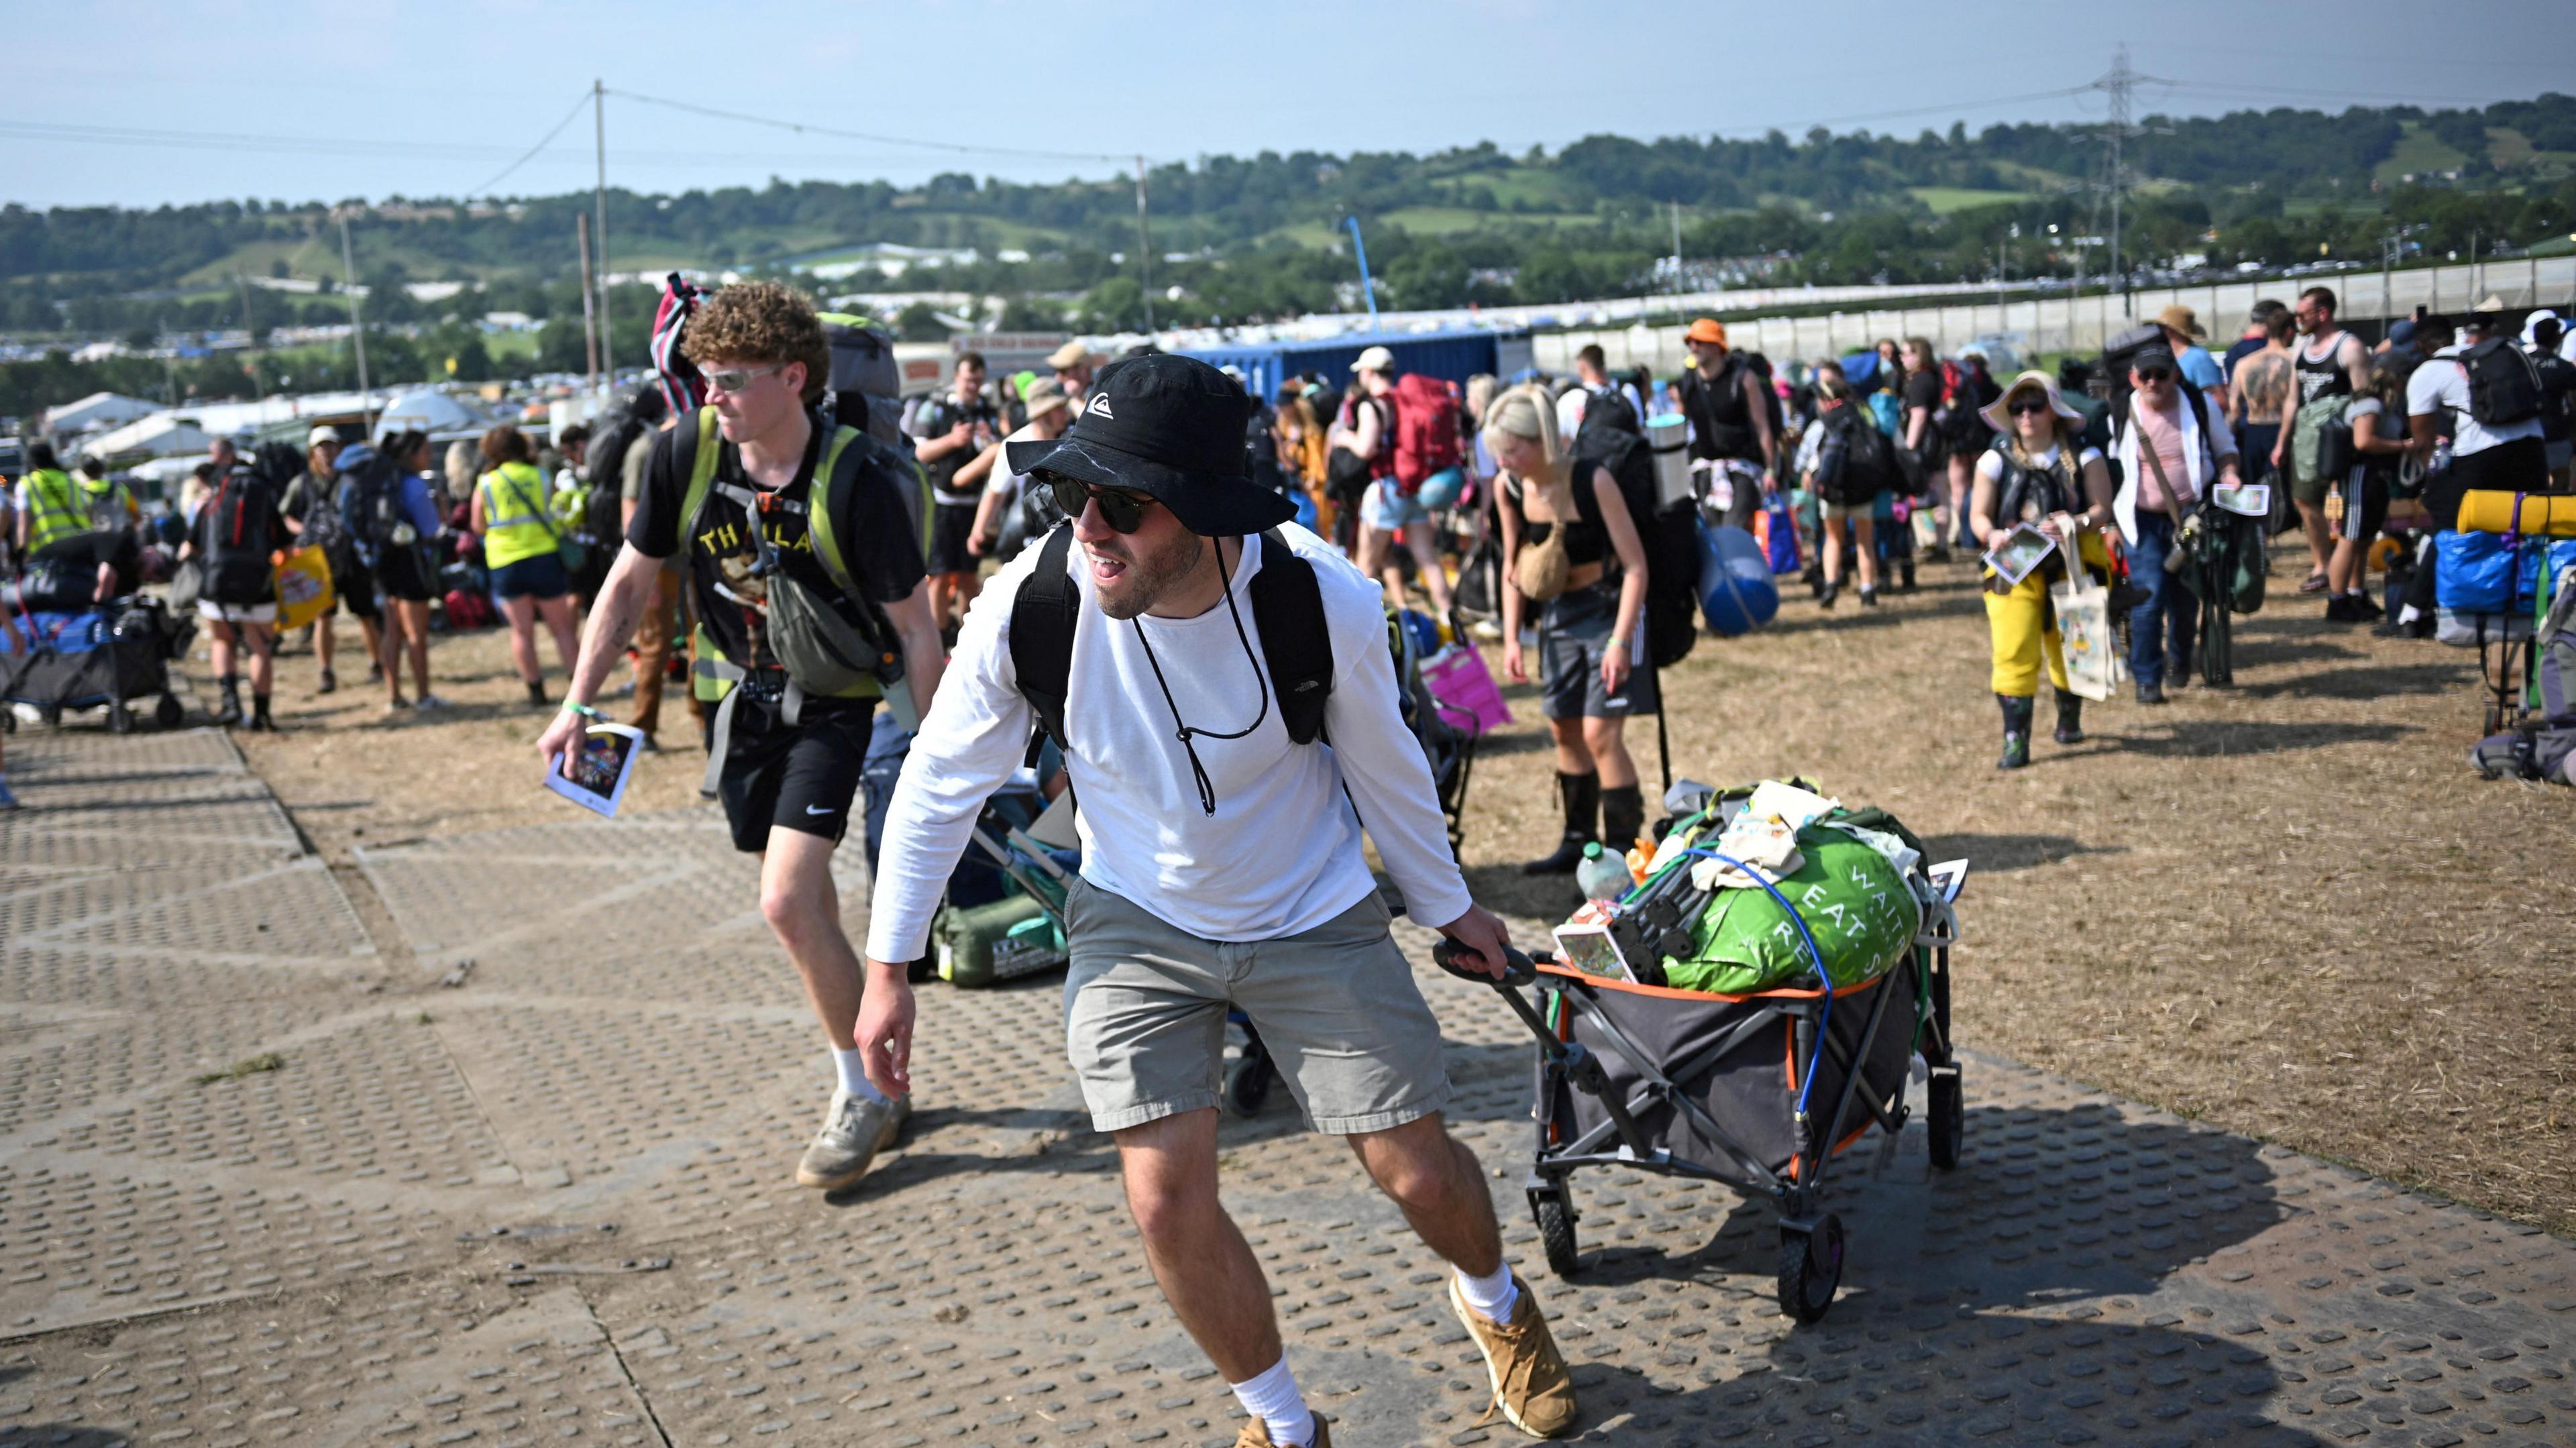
{"left": 831, "top": 1047, "right": 889, "bottom": 1104}
{"left": 1456, "top": 1260, "right": 1519, "bottom": 1323}
{"left": 2398, "top": 604, "right": 2423, "bottom": 626}
{"left": 1228, "top": 1356, "right": 1313, "bottom": 1447}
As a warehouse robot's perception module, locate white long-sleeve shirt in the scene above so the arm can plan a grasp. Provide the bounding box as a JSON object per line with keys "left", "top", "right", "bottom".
{"left": 865, "top": 524, "right": 1472, "bottom": 961}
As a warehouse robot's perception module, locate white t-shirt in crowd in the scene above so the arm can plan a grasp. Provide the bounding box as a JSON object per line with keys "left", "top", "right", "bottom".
{"left": 2406, "top": 344, "right": 2545, "bottom": 457}
{"left": 866, "top": 524, "right": 1471, "bottom": 961}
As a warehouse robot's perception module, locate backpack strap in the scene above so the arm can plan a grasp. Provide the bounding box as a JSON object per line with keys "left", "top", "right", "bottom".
{"left": 1244, "top": 528, "right": 1334, "bottom": 745}
{"left": 1008, "top": 526, "right": 1337, "bottom": 761}
{"left": 1010, "top": 524, "right": 1082, "bottom": 761}
{"left": 675, "top": 405, "right": 724, "bottom": 552}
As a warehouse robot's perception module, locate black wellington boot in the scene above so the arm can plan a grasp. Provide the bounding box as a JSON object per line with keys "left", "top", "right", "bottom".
{"left": 1996, "top": 694, "right": 2033, "bottom": 770}
{"left": 1599, "top": 784, "right": 1646, "bottom": 861}
{"left": 214, "top": 676, "right": 242, "bottom": 728}
{"left": 1522, "top": 771, "right": 1600, "bottom": 875}
{"left": 2053, "top": 688, "right": 2085, "bottom": 746}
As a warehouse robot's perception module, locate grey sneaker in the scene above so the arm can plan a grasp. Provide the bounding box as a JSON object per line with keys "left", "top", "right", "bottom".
{"left": 795, "top": 1089, "right": 909, "bottom": 1190}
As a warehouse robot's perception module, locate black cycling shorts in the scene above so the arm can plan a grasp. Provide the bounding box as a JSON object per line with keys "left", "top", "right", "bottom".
{"left": 705, "top": 691, "right": 875, "bottom": 854}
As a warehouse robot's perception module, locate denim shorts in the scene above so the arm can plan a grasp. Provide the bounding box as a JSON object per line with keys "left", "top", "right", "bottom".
{"left": 1060, "top": 879, "right": 1453, "bottom": 1135}
{"left": 490, "top": 551, "right": 570, "bottom": 600}
{"left": 1362, "top": 467, "right": 1462, "bottom": 531}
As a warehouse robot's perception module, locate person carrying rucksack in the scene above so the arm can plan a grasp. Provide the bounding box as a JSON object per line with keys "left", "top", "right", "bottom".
{"left": 2524, "top": 315, "right": 2576, "bottom": 488}
{"left": 853, "top": 353, "right": 1572, "bottom": 1448}
{"left": 1799, "top": 371, "right": 1895, "bottom": 608}
{"left": 342, "top": 430, "right": 449, "bottom": 712}
{"left": 2392, "top": 308, "right": 2553, "bottom": 635}
{"left": 1356, "top": 361, "right": 1463, "bottom": 625}
{"left": 1971, "top": 372, "right": 2117, "bottom": 766}
{"left": 2109, "top": 343, "right": 2247, "bottom": 703}
{"left": 1674, "top": 319, "right": 1778, "bottom": 528}
{"left": 1488, "top": 382, "right": 1655, "bottom": 878}
{"left": 183, "top": 451, "right": 290, "bottom": 730}
{"left": 539, "top": 280, "right": 945, "bottom": 1199}
{"left": 282, "top": 426, "right": 380, "bottom": 696}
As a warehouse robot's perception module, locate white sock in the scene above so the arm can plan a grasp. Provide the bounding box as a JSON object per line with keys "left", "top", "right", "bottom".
{"left": 831, "top": 1047, "right": 889, "bottom": 1104}
{"left": 1228, "top": 1356, "right": 1313, "bottom": 1447}
{"left": 1456, "top": 1260, "right": 1519, "bottom": 1323}
{"left": 2398, "top": 604, "right": 2422, "bottom": 626}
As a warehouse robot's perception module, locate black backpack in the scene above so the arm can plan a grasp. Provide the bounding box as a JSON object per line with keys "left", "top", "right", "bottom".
{"left": 1570, "top": 410, "right": 1700, "bottom": 671}
{"left": 1821, "top": 404, "right": 1899, "bottom": 503}
{"left": 583, "top": 400, "right": 655, "bottom": 545}
{"left": 2459, "top": 337, "right": 2543, "bottom": 427}
{"left": 203, "top": 466, "right": 280, "bottom": 606}
{"left": 1009, "top": 524, "right": 1335, "bottom": 769}
{"left": 337, "top": 443, "right": 406, "bottom": 551}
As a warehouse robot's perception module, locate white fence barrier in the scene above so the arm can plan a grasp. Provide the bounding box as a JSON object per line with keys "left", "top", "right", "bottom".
{"left": 1534, "top": 257, "right": 2576, "bottom": 376}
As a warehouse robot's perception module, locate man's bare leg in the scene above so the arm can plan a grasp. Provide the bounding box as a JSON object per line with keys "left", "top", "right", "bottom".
{"left": 1348, "top": 1111, "right": 1503, "bottom": 1278}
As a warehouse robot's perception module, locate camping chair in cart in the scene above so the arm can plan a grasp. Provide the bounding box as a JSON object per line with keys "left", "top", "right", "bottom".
{"left": 1433, "top": 859, "right": 1968, "bottom": 1325}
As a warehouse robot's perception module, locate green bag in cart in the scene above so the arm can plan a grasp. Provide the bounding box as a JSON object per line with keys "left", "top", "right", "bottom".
{"left": 934, "top": 895, "right": 1068, "bottom": 987}
{"left": 1657, "top": 823, "right": 1921, "bottom": 997}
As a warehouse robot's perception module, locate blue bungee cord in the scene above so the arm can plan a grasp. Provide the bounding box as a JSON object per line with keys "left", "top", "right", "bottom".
{"left": 1631, "top": 844, "right": 1837, "bottom": 1119}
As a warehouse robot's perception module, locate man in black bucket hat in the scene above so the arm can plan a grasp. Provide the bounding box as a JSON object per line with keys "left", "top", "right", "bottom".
{"left": 859, "top": 353, "right": 1580, "bottom": 1446}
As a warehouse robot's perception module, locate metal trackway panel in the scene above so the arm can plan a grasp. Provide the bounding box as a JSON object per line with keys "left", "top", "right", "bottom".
{"left": 1, "top": 730, "right": 2572, "bottom": 1446}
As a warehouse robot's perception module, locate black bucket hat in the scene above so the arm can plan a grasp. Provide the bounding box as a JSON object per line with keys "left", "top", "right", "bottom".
{"left": 1006, "top": 353, "right": 1292, "bottom": 537}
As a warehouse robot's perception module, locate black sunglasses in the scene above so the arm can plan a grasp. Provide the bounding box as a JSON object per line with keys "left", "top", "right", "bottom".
{"left": 2007, "top": 397, "right": 2052, "bottom": 416}
{"left": 2135, "top": 366, "right": 2174, "bottom": 384}
{"left": 1049, "top": 475, "right": 1159, "bottom": 533}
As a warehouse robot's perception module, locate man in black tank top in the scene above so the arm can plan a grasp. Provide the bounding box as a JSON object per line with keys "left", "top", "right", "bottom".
{"left": 1676, "top": 318, "right": 1778, "bottom": 528}
{"left": 2286, "top": 287, "right": 2372, "bottom": 592}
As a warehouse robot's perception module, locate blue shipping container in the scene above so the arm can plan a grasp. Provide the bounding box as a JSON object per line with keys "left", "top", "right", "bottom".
{"left": 1177, "top": 330, "right": 1523, "bottom": 406}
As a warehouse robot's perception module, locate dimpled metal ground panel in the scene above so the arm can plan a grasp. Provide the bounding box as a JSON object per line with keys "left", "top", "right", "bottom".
{"left": 3, "top": 730, "right": 2573, "bottom": 1448}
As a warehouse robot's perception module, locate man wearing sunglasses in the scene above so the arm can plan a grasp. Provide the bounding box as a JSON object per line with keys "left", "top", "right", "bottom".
{"left": 858, "top": 354, "right": 1576, "bottom": 1447}
{"left": 2108, "top": 343, "right": 2243, "bottom": 702}
{"left": 537, "top": 281, "right": 945, "bottom": 1196}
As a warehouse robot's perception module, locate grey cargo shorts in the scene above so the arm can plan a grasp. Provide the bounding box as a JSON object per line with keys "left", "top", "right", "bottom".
{"left": 1061, "top": 877, "right": 1454, "bottom": 1135}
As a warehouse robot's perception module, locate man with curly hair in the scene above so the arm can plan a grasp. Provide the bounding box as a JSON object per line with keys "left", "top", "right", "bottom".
{"left": 539, "top": 280, "right": 945, "bottom": 1193}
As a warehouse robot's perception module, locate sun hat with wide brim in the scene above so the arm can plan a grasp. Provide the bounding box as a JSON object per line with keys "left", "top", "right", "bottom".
{"left": 2156, "top": 304, "right": 2208, "bottom": 341}
{"left": 1980, "top": 369, "right": 2088, "bottom": 433}
{"left": 1684, "top": 318, "right": 1728, "bottom": 347}
{"left": 1004, "top": 353, "right": 1291, "bottom": 537}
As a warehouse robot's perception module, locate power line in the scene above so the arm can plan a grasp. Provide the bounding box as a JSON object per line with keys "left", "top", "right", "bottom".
{"left": 0, "top": 119, "right": 515, "bottom": 160}
{"left": 603, "top": 87, "right": 1148, "bottom": 166}
{"left": 468, "top": 92, "right": 596, "bottom": 197}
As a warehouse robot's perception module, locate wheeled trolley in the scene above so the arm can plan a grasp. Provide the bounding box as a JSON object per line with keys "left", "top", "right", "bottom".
{"left": 1436, "top": 860, "right": 1966, "bottom": 1325}
{"left": 1, "top": 596, "right": 193, "bottom": 734}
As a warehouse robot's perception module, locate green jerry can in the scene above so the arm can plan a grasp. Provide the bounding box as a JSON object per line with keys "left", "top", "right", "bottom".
{"left": 933, "top": 895, "right": 1068, "bottom": 987}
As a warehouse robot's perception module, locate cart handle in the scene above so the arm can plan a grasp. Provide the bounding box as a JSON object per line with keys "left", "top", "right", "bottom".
{"left": 1432, "top": 937, "right": 1540, "bottom": 989}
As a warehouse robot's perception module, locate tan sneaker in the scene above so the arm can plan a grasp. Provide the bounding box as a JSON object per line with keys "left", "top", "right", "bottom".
{"left": 794, "top": 1089, "right": 908, "bottom": 1190}
{"left": 1232, "top": 1414, "right": 1330, "bottom": 1447}
{"left": 1447, "top": 1274, "right": 1578, "bottom": 1438}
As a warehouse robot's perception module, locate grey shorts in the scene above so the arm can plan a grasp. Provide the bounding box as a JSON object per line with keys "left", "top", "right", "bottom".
{"left": 1538, "top": 583, "right": 1658, "bottom": 720}
{"left": 1061, "top": 878, "right": 1453, "bottom": 1135}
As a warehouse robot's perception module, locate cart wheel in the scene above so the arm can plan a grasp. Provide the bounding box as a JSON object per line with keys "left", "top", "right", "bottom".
{"left": 1533, "top": 1190, "right": 1581, "bottom": 1280}
{"left": 155, "top": 695, "right": 186, "bottom": 730}
{"left": 107, "top": 702, "right": 136, "bottom": 735}
{"left": 1222, "top": 1051, "right": 1273, "bottom": 1119}
{"left": 1776, "top": 1213, "right": 1845, "bottom": 1325}
{"left": 1927, "top": 1066, "right": 1965, "bottom": 1171}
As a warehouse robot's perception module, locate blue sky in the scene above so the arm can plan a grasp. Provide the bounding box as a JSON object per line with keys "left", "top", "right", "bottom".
{"left": 9, "top": 0, "right": 2575, "bottom": 209}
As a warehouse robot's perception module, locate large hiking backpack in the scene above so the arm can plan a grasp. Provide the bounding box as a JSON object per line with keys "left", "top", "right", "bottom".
{"left": 818, "top": 313, "right": 905, "bottom": 447}
{"left": 1821, "top": 403, "right": 1899, "bottom": 503}
{"left": 1389, "top": 372, "right": 1462, "bottom": 492}
{"left": 582, "top": 386, "right": 662, "bottom": 543}
{"left": 334, "top": 443, "right": 413, "bottom": 562}
{"left": 1571, "top": 413, "right": 1701, "bottom": 671}
{"left": 202, "top": 466, "right": 280, "bottom": 606}
{"left": 1934, "top": 359, "right": 1984, "bottom": 447}
{"left": 2459, "top": 336, "right": 2544, "bottom": 427}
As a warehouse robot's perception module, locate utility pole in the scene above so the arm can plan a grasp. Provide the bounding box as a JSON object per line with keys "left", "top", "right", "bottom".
{"left": 1670, "top": 201, "right": 1683, "bottom": 292}
{"left": 338, "top": 210, "right": 374, "bottom": 435}
{"left": 1133, "top": 155, "right": 1156, "bottom": 335}
{"left": 594, "top": 80, "right": 613, "bottom": 384}
{"left": 157, "top": 315, "right": 178, "bottom": 406}
{"left": 577, "top": 211, "right": 600, "bottom": 394}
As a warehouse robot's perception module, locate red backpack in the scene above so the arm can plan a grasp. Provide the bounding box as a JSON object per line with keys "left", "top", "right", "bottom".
{"left": 1389, "top": 372, "right": 1463, "bottom": 493}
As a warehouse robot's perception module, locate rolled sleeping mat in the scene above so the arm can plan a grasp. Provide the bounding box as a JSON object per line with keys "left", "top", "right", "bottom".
{"left": 1696, "top": 521, "right": 1779, "bottom": 637}
{"left": 2457, "top": 490, "right": 2576, "bottom": 538}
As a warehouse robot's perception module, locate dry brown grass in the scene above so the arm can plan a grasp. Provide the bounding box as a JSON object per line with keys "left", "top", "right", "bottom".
{"left": 197, "top": 547, "right": 2575, "bottom": 1233}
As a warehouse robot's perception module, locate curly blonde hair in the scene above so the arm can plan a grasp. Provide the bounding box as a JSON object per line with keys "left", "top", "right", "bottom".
{"left": 681, "top": 280, "right": 829, "bottom": 403}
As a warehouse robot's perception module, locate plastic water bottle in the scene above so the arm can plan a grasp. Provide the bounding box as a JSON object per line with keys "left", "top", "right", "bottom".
{"left": 1576, "top": 842, "right": 1631, "bottom": 903}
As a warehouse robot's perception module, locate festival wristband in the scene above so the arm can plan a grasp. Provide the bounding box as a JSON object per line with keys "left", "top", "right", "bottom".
{"left": 560, "top": 700, "right": 602, "bottom": 721}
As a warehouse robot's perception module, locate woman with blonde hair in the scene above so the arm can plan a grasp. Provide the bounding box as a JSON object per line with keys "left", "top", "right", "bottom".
{"left": 1488, "top": 383, "right": 1654, "bottom": 872}
{"left": 1968, "top": 370, "right": 2116, "bottom": 769}
{"left": 1271, "top": 384, "right": 1330, "bottom": 532}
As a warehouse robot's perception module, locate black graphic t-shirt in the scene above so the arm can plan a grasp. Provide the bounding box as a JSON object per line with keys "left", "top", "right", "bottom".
{"left": 629, "top": 408, "right": 927, "bottom": 673}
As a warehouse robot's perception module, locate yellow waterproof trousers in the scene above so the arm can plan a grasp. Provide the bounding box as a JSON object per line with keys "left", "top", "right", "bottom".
{"left": 1984, "top": 533, "right": 2110, "bottom": 698}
